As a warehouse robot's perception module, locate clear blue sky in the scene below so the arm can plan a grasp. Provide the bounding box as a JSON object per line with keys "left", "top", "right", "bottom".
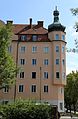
{"left": 0, "top": 0, "right": 78, "bottom": 74}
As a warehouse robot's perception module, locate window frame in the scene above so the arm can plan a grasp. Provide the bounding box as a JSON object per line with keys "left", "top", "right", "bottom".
{"left": 31, "top": 85, "right": 36, "bottom": 92}
{"left": 44, "top": 85, "right": 48, "bottom": 93}
{"left": 55, "top": 34, "right": 59, "bottom": 40}
{"left": 18, "top": 85, "right": 24, "bottom": 92}
{"left": 32, "top": 72, "right": 36, "bottom": 79}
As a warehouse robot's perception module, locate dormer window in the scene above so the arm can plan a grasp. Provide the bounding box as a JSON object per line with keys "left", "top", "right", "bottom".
{"left": 21, "top": 35, "right": 27, "bottom": 41}
{"left": 32, "top": 35, "right": 37, "bottom": 41}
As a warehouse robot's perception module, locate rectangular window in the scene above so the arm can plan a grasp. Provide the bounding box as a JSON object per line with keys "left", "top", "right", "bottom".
{"left": 20, "top": 46, "right": 25, "bottom": 53}
{"left": 56, "top": 72, "right": 59, "bottom": 78}
{"left": 62, "top": 59, "right": 65, "bottom": 65}
{"left": 44, "top": 59, "right": 48, "bottom": 65}
{"left": 56, "top": 46, "right": 59, "bottom": 52}
{"left": 62, "top": 72, "right": 65, "bottom": 79}
{"left": 44, "top": 72, "right": 48, "bottom": 79}
{"left": 20, "top": 72, "right": 24, "bottom": 78}
{"left": 32, "top": 35, "right": 37, "bottom": 41}
{"left": 8, "top": 45, "right": 12, "bottom": 53}
{"left": 32, "top": 72, "right": 36, "bottom": 79}
{"left": 62, "top": 46, "right": 64, "bottom": 53}
{"left": 3, "top": 87, "right": 9, "bottom": 93}
{"left": 55, "top": 34, "right": 59, "bottom": 40}
{"left": 21, "top": 35, "right": 27, "bottom": 41}
{"left": 60, "top": 103, "right": 63, "bottom": 110}
{"left": 31, "top": 85, "right": 36, "bottom": 92}
{"left": 56, "top": 59, "right": 59, "bottom": 65}
{"left": 43, "top": 47, "right": 49, "bottom": 53}
{"left": 62, "top": 35, "right": 65, "bottom": 41}
{"left": 32, "top": 59, "right": 37, "bottom": 65}
{"left": 44, "top": 85, "right": 48, "bottom": 92}
{"left": 20, "top": 59, "right": 25, "bottom": 65}
{"left": 19, "top": 85, "right": 24, "bottom": 92}
{"left": 32, "top": 46, "right": 37, "bottom": 53}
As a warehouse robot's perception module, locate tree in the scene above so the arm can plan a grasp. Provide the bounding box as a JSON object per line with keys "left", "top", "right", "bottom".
{"left": 0, "top": 22, "right": 17, "bottom": 89}
{"left": 64, "top": 71, "right": 78, "bottom": 113}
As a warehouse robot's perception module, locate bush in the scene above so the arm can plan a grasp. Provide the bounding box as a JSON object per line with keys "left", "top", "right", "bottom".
{"left": 0, "top": 100, "right": 57, "bottom": 119}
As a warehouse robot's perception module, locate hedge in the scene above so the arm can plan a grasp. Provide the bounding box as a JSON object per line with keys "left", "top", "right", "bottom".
{"left": 0, "top": 100, "right": 57, "bottom": 119}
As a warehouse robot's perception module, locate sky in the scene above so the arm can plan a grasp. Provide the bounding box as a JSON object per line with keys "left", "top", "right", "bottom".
{"left": 0, "top": 0, "right": 78, "bottom": 75}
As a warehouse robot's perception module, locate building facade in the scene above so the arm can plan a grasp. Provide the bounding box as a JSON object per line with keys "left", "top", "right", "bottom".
{"left": 0, "top": 7, "right": 66, "bottom": 112}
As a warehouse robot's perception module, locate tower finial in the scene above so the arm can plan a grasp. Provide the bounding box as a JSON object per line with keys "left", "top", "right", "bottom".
{"left": 55, "top": 6, "right": 57, "bottom": 11}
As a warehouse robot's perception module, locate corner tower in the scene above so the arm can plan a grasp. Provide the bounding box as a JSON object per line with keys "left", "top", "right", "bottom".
{"left": 48, "top": 7, "right": 66, "bottom": 112}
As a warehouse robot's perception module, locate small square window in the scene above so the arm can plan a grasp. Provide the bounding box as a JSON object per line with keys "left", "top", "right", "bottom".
{"left": 56, "top": 72, "right": 59, "bottom": 78}
{"left": 55, "top": 34, "right": 59, "bottom": 40}
{"left": 32, "top": 72, "right": 36, "bottom": 79}
{"left": 31, "top": 85, "right": 36, "bottom": 92}
{"left": 20, "top": 72, "right": 24, "bottom": 78}
{"left": 20, "top": 46, "right": 25, "bottom": 53}
{"left": 43, "top": 47, "right": 49, "bottom": 53}
{"left": 32, "top": 46, "right": 37, "bottom": 53}
{"left": 44, "top": 85, "right": 48, "bottom": 92}
{"left": 19, "top": 85, "right": 24, "bottom": 92}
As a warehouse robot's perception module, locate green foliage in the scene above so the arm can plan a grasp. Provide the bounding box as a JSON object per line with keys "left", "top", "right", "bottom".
{"left": 0, "top": 100, "right": 54, "bottom": 119}
{"left": 64, "top": 71, "right": 78, "bottom": 113}
{"left": 0, "top": 23, "right": 18, "bottom": 89}
{"left": 71, "top": 8, "right": 78, "bottom": 32}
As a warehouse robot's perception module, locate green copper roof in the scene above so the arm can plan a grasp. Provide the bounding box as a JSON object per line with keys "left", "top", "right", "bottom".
{"left": 48, "top": 7, "right": 65, "bottom": 32}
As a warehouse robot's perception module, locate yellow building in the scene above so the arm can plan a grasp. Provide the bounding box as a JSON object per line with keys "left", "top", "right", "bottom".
{"left": 0, "top": 7, "right": 66, "bottom": 112}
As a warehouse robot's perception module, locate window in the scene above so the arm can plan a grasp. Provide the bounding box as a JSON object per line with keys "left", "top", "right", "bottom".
{"left": 44, "top": 59, "right": 48, "bottom": 65}
{"left": 56, "top": 72, "right": 59, "bottom": 78}
{"left": 31, "top": 85, "right": 36, "bottom": 92}
{"left": 62, "top": 59, "right": 65, "bottom": 65}
{"left": 32, "top": 72, "right": 36, "bottom": 79}
{"left": 32, "top": 35, "right": 37, "bottom": 41}
{"left": 62, "top": 46, "right": 64, "bottom": 53}
{"left": 43, "top": 47, "right": 49, "bottom": 53}
{"left": 56, "top": 46, "right": 59, "bottom": 52}
{"left": 56, "top": 59, "right": 59, "bottom": 65}
{"left": 20, "top": 46, "right": 25, "bottom": 53}
{"left": 3, "top": 87, "right": 9, "bottom": 93}
{"left": 44, "top": 72, "right": 48, "bottom": 79}
{"left": 44, "top": 85, "right": 48, "bottom": 92}
{"left": 19, "top": 85, "right": 24, "bottom": 92}
{"left": 8, "top": 45, "right": 12, "bottom": 53}
{"left": 32, "top": 59, "right": 37, "bottom": 65}
{"left": 20, "top": 72, "right": 24, "bottom": 78}
{"left": 62, "top": 72, "right": 65, "bottom": 79}
{"left": 21, "top": 35, "right": 27, "bottom": 41}
{"left": 60, "top": 103, "right": 63, "bottom": 110}
{"left": 62, "top": 35, "right": 65, "bottom": 40}
{"left": 32, "top": 46, "right": 37, "bottom": 53}
{"left": 20, "top": 59, "right": 25, "bottom": 65}
{"left": 55, "top": 34, "right": 59, "bottom": 40}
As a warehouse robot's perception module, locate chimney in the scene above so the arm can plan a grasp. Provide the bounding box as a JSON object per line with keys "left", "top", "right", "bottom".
{"left": 7, "top": 20, "right": 13, "bottom": 24}
{"left": 30, "top": 18, "right": 32, "bottom": 28}
{"left": 37, "top": 21, "right": 43, "bottom": 27}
